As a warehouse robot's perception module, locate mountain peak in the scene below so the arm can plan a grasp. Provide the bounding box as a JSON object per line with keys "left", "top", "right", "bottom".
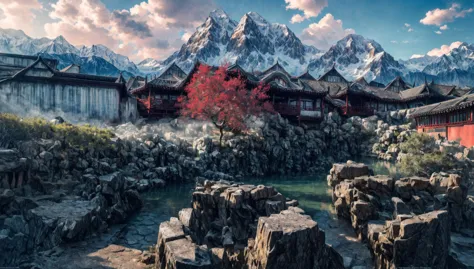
{"left": 245, "top": 11, "right": 268, "bottom": 26}
{"left": 209, "top": 9, "right": 230, "bottom": 21}
{"left": 54, "top": 35, "right": 66, "bottom": 41}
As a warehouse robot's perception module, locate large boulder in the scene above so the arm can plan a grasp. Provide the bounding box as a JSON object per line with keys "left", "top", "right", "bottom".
{"left": 246, "top": 211, "right": 342, "bottom": 269}
{"left": 369, "top": 210, "right": 450, "bottom": 269}
{"left": 327, "top": 162, "right": 369, "bottom": 187}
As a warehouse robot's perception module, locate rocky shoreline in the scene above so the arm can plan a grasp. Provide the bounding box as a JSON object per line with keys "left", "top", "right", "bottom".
{"left": 0, "top": 112, "right": 376, "bottom": 268}
{"left": 3, "top": 110, "right": 473, "bottom": 268}
{"left": 327, "top": 161, "right": 474, "bottom": 268}
{"left": 155, "top": 179, "right": 345, "bottom": 269}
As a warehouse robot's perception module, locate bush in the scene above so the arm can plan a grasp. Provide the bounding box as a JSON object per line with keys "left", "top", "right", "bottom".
{"left": 397, "top": 133, "right": 454, "bottom": 177}
{"left": 0, "top": 113, "right": 114, "bottom": 151}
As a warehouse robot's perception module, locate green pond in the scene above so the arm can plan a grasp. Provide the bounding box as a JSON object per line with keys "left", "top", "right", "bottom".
{"left": 121, "top": 158, "right": 397, "bottom": 250}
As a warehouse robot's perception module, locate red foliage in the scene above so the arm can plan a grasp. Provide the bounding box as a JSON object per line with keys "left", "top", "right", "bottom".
{"left": 178, "top": 64, "right": 273, "bottom": 142}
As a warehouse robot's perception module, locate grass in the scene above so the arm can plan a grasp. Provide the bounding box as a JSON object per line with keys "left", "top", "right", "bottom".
{"left": 0, "top": 113, "right": 115, "bottom": 151}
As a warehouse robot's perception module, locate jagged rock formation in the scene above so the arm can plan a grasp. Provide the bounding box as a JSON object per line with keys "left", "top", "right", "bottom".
{"left": 327, "top": 162, "right": 474, "bottom": 268}
{"left": 155, "top": 180, "right": 345, "bottom": 269}
{"left": 368, "top": 210, "right": 450, "bottom": 269}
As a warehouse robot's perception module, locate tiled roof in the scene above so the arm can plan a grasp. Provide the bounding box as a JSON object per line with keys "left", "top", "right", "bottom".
{"left": 410, "top": 93, "right": 474, "bottom": 117}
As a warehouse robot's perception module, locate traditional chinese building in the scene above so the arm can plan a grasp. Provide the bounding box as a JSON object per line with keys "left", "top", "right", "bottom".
{"left": 327, "top": 69, "right": 463, "bottom": 117}
{"left": 0, "top": 53, "right": 137, "bottom": 122}
{"left": 410, "top": 94, "right": 474, "bottom": 147}
{"left": 128, "top": 61, "right": 467, "bottom": 122}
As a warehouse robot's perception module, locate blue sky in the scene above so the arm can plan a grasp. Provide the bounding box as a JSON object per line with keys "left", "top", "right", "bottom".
{"left": 2, "top": 0, "right": 473, "bottom": 61}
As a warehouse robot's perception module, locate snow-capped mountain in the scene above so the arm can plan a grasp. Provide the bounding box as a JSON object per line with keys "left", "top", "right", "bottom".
{"left": 400, "top": 55, "right": 438, "bottom": 72}
{"left": 308, "top": 34, "right": 406, "bottom": 84}
{"left": 0, "top": 29, "right": 79, "bottom": 55}
{"left": 0, "top": 28, "right": 139, "bottom": 76}
{"left": 137, "top": 58, "right": 164, "bottom": 73}
{"left": 39, "top": 53, "right": 134, "bottom": 78}
{"left": 78, "top": 44, "right": 139, "bottom": 74}
{"left": 401, "top": 42, "right": 474, "bottom": 87}
{"left": 422, "top": 43, "right": 474, "bottom": 75}
{"left": 159, "top": 9, "right": 321, "bottom": 75}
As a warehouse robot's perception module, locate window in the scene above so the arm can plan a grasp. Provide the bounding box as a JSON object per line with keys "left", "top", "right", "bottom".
{"left": 301, "top": 100, "right": 313, "bottom": 110}
{"left": 315, "top": 99, "right": 321, "bottom": 109}
{"left": 289, "top": 99, "right": 297, "bottom": 107}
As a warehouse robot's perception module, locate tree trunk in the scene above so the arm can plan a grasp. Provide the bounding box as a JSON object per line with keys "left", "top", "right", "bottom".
{"left": 219, "top": 126, "right": 224, "bottom": 148}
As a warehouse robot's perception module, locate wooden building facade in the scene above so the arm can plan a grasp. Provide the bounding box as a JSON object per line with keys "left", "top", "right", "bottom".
{"left": 128, "top": 61, "right": 469, "bottom": 123}
{"left": 0, "top": 53, "right": 137, "bottom": 122}
{"left": 410, "top": 94, "right": 474, "bottom": 147}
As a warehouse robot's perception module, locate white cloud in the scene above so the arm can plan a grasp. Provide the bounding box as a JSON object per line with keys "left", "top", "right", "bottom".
{"left": 403, "top": 22, "right": 413, "bottom": 32}
{"left": 0, "top": 0, "right": 43, "bottom": 36}
{"left": 427, "top": 41, "right": 463, "bottom": 56}
{"left": 290, "top": 14, "right": 306, "bottom": 24}
{"left": 440, "top": 25, "right": 449, "bottom": 30}
{"left": 300, "top": 13, "right": 355, "bottom": 50}
{"left": 402, "top": 40, "right": 410, "bottom": 44}
{"left": 285, "top": 0, "right": 328, "bottom": 23}
{"left": 420, "top": 3, "right": 473, "bottom": 26}
{"left": 181, "top": 31, "right": 193, "bottom": 43}
{"left": 435, "top": 31, "right": 442, "bottom": 35}
{"left": 391, "top": 40, "right": 398, "bottom": 44}
{"left": 410, "top": 54, "right": 425, "bottom": 59}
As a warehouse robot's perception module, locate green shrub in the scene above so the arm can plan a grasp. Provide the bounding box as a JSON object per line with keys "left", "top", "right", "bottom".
{"left": 0, "top": 113, "right": 114, "bottom": 151}
{"left": 397, "top": 133, "right": 454, "bottom": 177}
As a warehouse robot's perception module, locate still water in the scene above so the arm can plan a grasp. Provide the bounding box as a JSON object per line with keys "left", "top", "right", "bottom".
{"left": 121, "top": 159, "right": 396, "bottom": 250}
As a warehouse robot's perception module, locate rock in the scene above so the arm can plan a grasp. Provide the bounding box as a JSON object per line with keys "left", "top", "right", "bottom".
{"left": 350, "top": 201, "right": 376, "bottom": 239}
{"left": 159, "top": 236, "right": 212, "bottom": 269}
{"left": 449, "top": 233, "right": 474, "bottom": 268}
{"left": 99, "top": 172, "right": 125, "bottom": 196}
{"left": 464, "top": 147, "right": 474, "bottom": 160}
{"left": 367, "top": 175, "right": 394, "bottom": 196}
{"left": 391, "top": 197, "right": 411, "bottom": 218}
{"left": 430, "top": 172, "right": 450, "bottom": 194}
{"left": 0, "top": 149, "right": 25, "bottom": 172}
{"left": 328, "top": 162, "right": 369, "bottom": 187}
{"left": 247, "top": 212, "right": 327, "bottom": 269}
{"left": 370, "top": 210, "right": 450, "bottom": 269}
{"left": 250, "top": 185, "right": 277, "bottom": 200}
{"left": 0, "top": 189, "right": 15, "bottom": 207}
{"left": 39, "top": 151, "right": 53, "bottom": 161}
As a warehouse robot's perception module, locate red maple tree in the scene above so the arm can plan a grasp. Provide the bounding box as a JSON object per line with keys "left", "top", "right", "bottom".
{"left": 178, "top": 64, "right": 274, "bottom": 147}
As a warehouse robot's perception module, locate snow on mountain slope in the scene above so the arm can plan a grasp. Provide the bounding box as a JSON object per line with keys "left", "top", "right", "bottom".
{"left": 79, "top": 44, "right": 139, "bottom": 74}
{"left": 160, "top": 9, "right": 320, "bottom": 75}
{"left": 400, "top": 55, "right": 438, "bottom": 72}
{"left": 308, "top": 34, "right": 406, "bottom": 84}
{"left": 0, "top": 28, "right": 139, "bottom": 76}
{"left": 137, "top": 58, "right": 164, "bottom": 73}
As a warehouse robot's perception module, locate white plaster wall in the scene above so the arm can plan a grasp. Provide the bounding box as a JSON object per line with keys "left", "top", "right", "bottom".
{"left": 0, "top": 81, "right": 121, "bottom": 121}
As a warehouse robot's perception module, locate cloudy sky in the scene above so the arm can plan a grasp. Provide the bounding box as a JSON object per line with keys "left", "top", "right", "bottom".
{"left": 1, "top": 0, "right": 473, "bottom": 62}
